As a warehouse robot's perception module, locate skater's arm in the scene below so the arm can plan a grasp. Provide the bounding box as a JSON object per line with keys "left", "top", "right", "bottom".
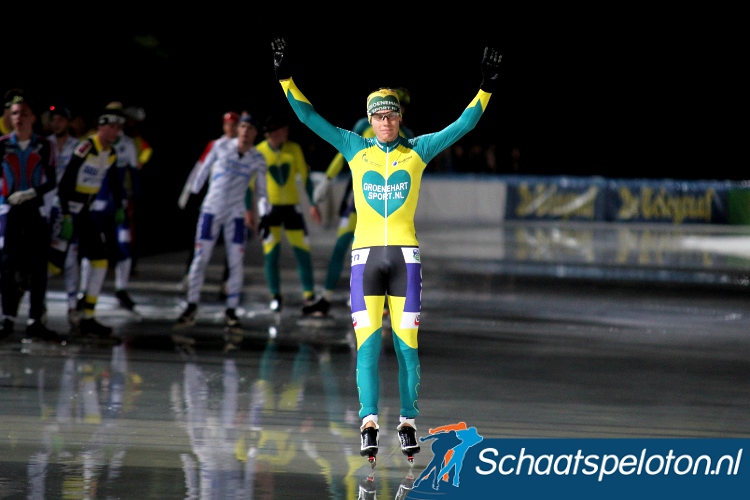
{"left": 412, "top": 47, "right": 502, "bottom": 164}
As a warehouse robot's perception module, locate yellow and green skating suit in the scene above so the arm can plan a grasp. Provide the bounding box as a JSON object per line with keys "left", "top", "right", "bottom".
{"left": 255, "top": 139, "right": 317, "bottom": 300}
{"left": 322, "top": 118, "right": 413, "bottom": 295}
{"left": 280, "top": 77, "right": 492, "bottom": 419}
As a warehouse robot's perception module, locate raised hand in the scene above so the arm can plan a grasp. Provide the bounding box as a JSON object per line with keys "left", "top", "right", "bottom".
{"left": 480, "top": 47, "right": 502, "bottom": 93}
{"left": 271, "top": 36, "right": 292, "bottom": 80}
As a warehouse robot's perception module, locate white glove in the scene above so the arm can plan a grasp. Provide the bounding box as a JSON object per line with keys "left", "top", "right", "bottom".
{"left": 8, "top": 188, "right": 37, "bottom": 205}
{"left": 312, "top": 177, "right": 332, "bottom": 205}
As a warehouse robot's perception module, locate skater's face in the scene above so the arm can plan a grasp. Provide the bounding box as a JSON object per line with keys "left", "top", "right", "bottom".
{"left": 50, "top": 114, "right": 71, "bottom": 136}
{"left": 98, "top": 122, "right": 123, "bottom": 147}
{"left": 10, "top": 102, "right": 35, "bottom": 136}
{"left": 371, "top": 111, "right": 401, "bottom": 143}
{"left": 223, "top": 119, "right": 238, "bottom": 138}
{"left": 237, "top": 121, "right": 258, "bottom": 149}
{"left": 265, "top": 124, "right": 289, "bottom": 147}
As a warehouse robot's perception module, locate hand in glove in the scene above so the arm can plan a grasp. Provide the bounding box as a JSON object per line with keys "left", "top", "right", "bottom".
{"left": 257, "top": 215, "right": 271, "bottom": 239}
{"left": 60, "top": 215, "right": 74, "bottom": 241}
{"left": 480, "top": 47, "right": 503, "bottom": 93}
{"left": 114, "top": 207, "right": 126, "bottom": 225}
{"left": 8, "top": 188, "right": 37, "bottom": 205}
{"left": 312, "top": 177, "right": 332, "bottom": 205}
{"left": 271, "top": 36, "right": 293, "bottom": 80}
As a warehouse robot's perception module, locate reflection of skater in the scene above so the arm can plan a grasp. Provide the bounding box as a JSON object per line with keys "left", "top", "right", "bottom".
{"left": 395, "top": 469, "right": 416, "bottom": 500}
{"left": 414, "top": 430, "right": 461, "bottom": 489}
{"left": 357, "top": 471, "right": 377, "bottom": 499}
{"left": 27, "top": 343, "right": 138, "bottom": 498}
{"left": 435, "top": 427, "right": 483, "bottom": 488}
{"left": 181, "top": 360, "right": 250, "bottom": 498}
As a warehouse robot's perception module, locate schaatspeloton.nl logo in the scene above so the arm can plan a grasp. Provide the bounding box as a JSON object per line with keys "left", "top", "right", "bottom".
{"left": 409, "top": 429, "right": 748, "bottom": 499}
{"left": 413, "top": 422, "right": 484, "bottom": 491}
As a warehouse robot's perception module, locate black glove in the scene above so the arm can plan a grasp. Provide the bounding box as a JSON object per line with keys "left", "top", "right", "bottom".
{"left": 271, "top": 36, "right": 292, "bottom": 80}
{"left": 258, "top": 215, "right": 271, "bottom": 239}
{"left": 480, "top": 47, "right": 502, "bottom": 93}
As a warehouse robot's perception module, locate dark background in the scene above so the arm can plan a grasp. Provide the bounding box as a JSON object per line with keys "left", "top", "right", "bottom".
{"left": 2, "top": 10, "right": 742, "bottom": 255}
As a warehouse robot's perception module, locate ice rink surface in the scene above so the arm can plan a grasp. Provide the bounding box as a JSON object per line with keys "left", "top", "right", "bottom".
{"left": 2, "top": 221, "right": 749, "bottom": 499}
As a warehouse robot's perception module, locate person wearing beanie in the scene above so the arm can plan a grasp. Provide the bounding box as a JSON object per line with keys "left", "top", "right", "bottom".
{"left": 1, "top": 88, "right": 24, "bottom": 135}
{"left": 176, "top": 110, "right": 240, "bottom": 295}
{"left": 270, "top": 36, "right": 502, "bottom": 462}
{"left": 254, "top": 111, "right": 326, "bottom": 316}
{"left": 78, "top": 101, "right": 142, "bottom": 314}
{"left": 173, "top": 112, "right": 268, "bottom": 349}
{"left": 51, "top": 106, "right": 127, "bottom": 340}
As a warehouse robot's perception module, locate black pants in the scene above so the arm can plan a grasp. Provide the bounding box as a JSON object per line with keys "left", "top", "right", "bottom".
{"left": 1, "top": 204, "right": 51, "bottom": 321}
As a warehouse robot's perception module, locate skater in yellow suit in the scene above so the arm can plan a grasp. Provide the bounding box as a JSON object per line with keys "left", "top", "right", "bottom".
{"left": 270, "top": 36, "right": 502, "bottom": 460}
{"left": 254, "top": 113, "right": 329, "bottom": 316}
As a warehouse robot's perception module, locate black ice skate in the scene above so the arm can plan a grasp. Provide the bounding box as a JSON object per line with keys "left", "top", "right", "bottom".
{"left": 79, "top": 317, "right": 113, "bottom": 338}
{"left": 77, "top": 318, "right": 121, "bottom": 345}
{"left": 301, "top": 296, "right": 330, "bottom": 317}
{"left": 269, "top": 294, "right": 283, "bottom": 312}
{"left": 174, "top": 303, "right": 197, "bottom": 329}
{"left": 224, "top": 308, "right": 242, "bottom": 334}
{"left": 223, "top": 309, "right": 243, "bottom": 352}
{"left": 0, "top": 318, "right": 14, "bottom": 341}
{"left": 360, "top": 427, "right": 379, "bottom": 465}
{"left": 116, "top": 289, "right": 136, "bottom": 311}
{"left": 25, "top": 320, "right": 63, "bottom": 343}
{"left": 398, "top": 425, "right": 420, "bottom": 463}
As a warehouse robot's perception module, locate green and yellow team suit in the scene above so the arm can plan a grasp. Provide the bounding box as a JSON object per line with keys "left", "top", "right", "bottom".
{"left": 321, "top": 113, "right": 414, "bottom": 300}
{"left": 255, "top": 120, "right": 318, "bottom": 307}
{"left": 278, "top": 77, "right": 493, "bottom": 425}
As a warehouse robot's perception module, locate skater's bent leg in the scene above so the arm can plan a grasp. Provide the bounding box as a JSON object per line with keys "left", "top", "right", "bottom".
{"left": 80, "top": 258, "right": 107, "bottom": 318}
{"left": 186, "top": 212, "right": 219, "bottom": 305}
{"left": 224, "top": 218, "right": 246, "bottom": 309}
{"left": 286, "top": 228, "right": 315, "bottom": 299}
{"left": 262, "top": 226, "right": 283, "bottom": 296}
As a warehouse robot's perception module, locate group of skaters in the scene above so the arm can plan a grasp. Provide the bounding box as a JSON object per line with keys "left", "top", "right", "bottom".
{"left": 0, "top": 85, "right": 352, "bottom": 348}
{"left": 0, "top": 88, "right": 150, "bottom": 344}
{"left": 1, "top": 35, "right": 504, "bottom": 463}
{"left": 172, "top": 108, "right": 331, "bottom": 342}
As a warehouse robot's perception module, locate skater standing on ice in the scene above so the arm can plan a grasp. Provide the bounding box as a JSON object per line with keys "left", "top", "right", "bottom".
{"left": 269, "top": 36, "right": 502, "bottom": 462}
{"left": 173, "top": 113, "right": 268, "bottom": 336}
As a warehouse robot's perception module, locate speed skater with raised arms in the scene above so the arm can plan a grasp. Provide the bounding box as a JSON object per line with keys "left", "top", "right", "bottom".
{"left": 270, "top": 36, "right": 502, "bottom": 463}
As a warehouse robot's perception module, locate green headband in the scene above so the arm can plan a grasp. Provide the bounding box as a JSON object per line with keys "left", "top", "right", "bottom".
{"left": 366, "top": 89, "right": 401, "bottom": 116}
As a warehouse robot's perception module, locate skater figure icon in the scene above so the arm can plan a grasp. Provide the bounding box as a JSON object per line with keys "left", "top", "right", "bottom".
{"left": 414, "top": 422, "right": 484, "bottom": 490}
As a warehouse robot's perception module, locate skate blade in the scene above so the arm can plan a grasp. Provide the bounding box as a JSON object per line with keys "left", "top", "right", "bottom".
{"left": 75, "top": 335, "right": 122, "bottom": 346}
{"left": 171, "top": 334, "right": 196, "bottom": 345}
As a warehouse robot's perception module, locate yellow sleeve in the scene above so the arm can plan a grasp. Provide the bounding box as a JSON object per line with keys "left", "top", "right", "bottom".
{"left": 325, "top": 152, "right": 346, "bottom": 179}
